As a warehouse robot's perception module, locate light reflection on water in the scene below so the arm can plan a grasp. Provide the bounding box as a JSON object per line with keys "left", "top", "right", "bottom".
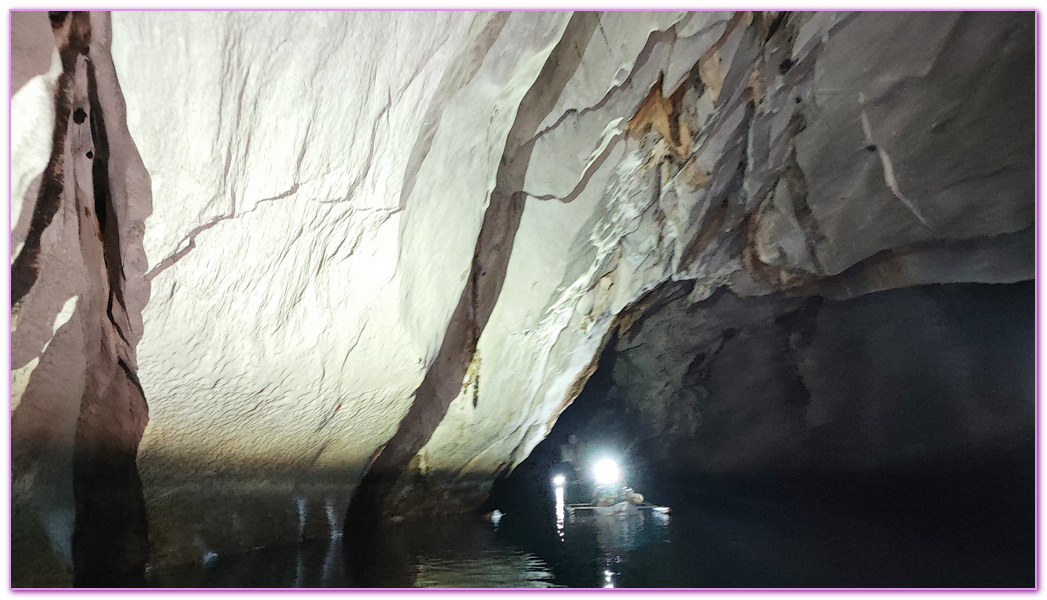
{"left": 554, "top": 485, "right": 565, "bottom": 540}
{"left": 145, "top": 503, "right": 673, "bottom": 588}
{"left": 146, "top": 514, "right": 570, "bottom": 588}
{"left": 558, "top": 504, "right": 672, "bottom": 588}
{"left": 413, "top": 551, "right": 558, "bottom": 588}
{"left": 140, "top": 473, "right": 1032, "bottom": 588}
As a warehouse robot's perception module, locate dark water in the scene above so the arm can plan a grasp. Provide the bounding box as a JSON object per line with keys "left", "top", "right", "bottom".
{"left": 147, "top": 457, "right": 1034, "bottom": 589}
{"left": 146, "top": 509, "right": 664, "bottom": 588}
{"left": 146, "top": 515, "right": 561, "bottom": 588}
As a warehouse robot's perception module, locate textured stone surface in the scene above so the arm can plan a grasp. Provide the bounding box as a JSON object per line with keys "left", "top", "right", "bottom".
{"left": 9, "top": 10, "right": 1034, "bottom": 579}
{"left": 11, "top": 11, "right": 153, "bottom": 586}
{"left": 11, "top": 13, "right": 60, "bottom": 240}
{"left": 596, "top": 281, "right": 1034, "bottom": 473}
{"left": 113, "top": 10, "right": 583, "bottom": 564}
{"left": 405, "top": 10, "right": 1033, "bottom": 502}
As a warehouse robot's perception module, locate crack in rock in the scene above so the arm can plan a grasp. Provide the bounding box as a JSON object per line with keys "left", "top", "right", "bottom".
{"left": 858, "top": 91, "right": 934, "bottom": 230}
{"left": 523, "top": 128, "right": 624, "bottom": 202}
{"left": 144, "top": 183, "right": 301, "bottom": 281}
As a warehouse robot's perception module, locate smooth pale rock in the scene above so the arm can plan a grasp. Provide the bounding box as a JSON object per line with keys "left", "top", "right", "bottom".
{"left": 111, "top": 10, "right": 580, "bottom": 562}
{"left": 794, "top": 12, "right": 1034, "bottom": 275}
{"left": 398, "top": 12, "right": 573, "bottom": 355}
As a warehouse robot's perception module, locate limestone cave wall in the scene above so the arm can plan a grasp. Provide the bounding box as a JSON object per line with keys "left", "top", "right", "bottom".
{"left": 9, "top": 10, "right": 1034, "bottom": 584}
{"left": 603, "top": 280, "right": 1034, "bottom": 475}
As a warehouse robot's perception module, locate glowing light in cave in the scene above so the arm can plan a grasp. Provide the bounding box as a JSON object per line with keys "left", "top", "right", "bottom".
{"left": 554, "top": 483, "right": 565, "bottom": 539}
{"left": 593, "top": 458, "right": 620, "bottom": 486}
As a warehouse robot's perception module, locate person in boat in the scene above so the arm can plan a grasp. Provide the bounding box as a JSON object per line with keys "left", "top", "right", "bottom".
{"left": 594, "top": 485, "right": 644, "bottom": 507}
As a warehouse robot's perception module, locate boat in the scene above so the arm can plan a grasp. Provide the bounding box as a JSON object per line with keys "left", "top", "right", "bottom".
{"left": 556, "top": 460, "right": 670, "bottom": 520}
{"left": 594, "top": 501, "right": 636, "bottom": 516}
{"left": 566, "top": 501, "right": 669, "bottom": 517}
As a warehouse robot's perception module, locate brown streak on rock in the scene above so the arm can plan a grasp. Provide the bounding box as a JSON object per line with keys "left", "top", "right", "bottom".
{"left": 679, "top": 198, "right": 729, "bottom": 270}
{"left": 346, "top": 13, "right": 601, "bottom": 530}
{"left": 625, "top": 11, "right": 754, "bottom": 162}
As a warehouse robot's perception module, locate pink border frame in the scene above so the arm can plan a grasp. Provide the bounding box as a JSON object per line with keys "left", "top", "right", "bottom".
{"left": 6, "top": 8, "right": 1038, "bottom": 594}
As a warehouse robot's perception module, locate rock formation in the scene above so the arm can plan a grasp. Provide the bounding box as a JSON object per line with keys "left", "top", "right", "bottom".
{"left": 10, "top": 10, "right": 1034, "bottom": 585}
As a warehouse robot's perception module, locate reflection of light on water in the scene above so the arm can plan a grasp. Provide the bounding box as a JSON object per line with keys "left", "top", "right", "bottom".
{"left": 414, "top": 552, "right": 559, "bottom": 587}
{"left": 554, "top": 486, "right": 565, "bottom": 540}
{"left": 295, "top": 496, "right": 307, "bottom": 541}
{"left": 294, "top": 546, "right": 304, "bottom": 588}
{"left": 322, "top": 536, "right": 344, "bottom": 586}
{"left": 194, "top": 534, "right": 218, "bottom": 567}
{"left": 603, "top": 569, "right": 615, "bottom": 588}
{"left": 325, "top": 499, "right": 343, "bottom": 539}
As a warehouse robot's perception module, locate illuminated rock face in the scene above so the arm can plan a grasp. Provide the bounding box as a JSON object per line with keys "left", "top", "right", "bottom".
{"left": 10, "top": 11, "right": 1033, "bottom": 581}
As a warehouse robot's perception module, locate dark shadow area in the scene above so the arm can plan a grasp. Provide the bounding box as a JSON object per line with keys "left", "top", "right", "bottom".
{"left": 149, "top": 515, "right": 560, "bottom": 589}
{"left": 486, "top": 280, "right": 1035, "bottom": 588}
{"left": 629, "top": 449, "right": 1034, "bottom": 587}
{"left": 486, "top": 334, "right": 639, "bottom": 516}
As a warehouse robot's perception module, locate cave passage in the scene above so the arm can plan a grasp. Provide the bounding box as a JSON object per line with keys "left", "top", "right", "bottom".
{"left": 10, "top": 10, "right": 1034, "bottom": 590}
{"left": 144, "top": 281, "right": 1034, "bottom": 588}
{"left": 484, "top": 280, "right": 1035, "bottom": 588}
